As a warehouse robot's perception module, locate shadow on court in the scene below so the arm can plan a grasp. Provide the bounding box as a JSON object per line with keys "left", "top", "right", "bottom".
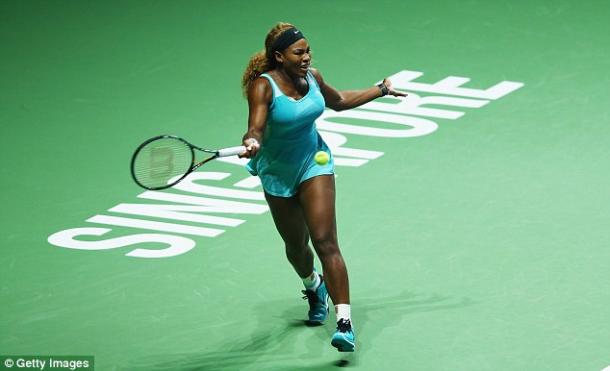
{"left": 124, "top": 291, "right": 475, "bottom": 370}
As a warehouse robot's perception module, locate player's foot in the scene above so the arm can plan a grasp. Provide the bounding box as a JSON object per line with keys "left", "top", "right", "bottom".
{"left": 301, "top": 275, "right": 329, "bottom": 324}
{"left": 331, "top": 319, "right": 355, "bottom": 352}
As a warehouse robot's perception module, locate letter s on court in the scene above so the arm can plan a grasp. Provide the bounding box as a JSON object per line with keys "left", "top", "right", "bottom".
{"left": 47, "top": 228, "right": 196, "bottom": 258}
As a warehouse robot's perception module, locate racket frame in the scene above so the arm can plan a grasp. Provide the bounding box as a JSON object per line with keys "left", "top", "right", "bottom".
{"left": 130, "top": 134, "right": 230, "bottom": 191}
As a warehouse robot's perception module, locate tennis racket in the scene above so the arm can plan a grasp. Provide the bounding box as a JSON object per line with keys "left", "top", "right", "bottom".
{"left": 130, "top": 135, "right": 246, "bottom": 190}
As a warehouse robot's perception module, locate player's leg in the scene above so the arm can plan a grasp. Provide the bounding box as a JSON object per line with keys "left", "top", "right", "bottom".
{"left": 264, "top": 192, "right": 330, "bottom": 323}
{"left": 297, "top": 175, "right": 349, "bottom": 304}
{"left": 298, "top": 175, "right": 355, "bottom": 351}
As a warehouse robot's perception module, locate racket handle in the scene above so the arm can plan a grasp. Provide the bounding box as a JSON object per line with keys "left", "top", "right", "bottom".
{"left": 218, "top": 146, "right": 247, "bottom": 157}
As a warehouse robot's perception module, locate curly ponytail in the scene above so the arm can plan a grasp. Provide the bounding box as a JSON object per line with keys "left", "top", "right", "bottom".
{"left": 241, "top": 22, "right": 297, "bottom": 97}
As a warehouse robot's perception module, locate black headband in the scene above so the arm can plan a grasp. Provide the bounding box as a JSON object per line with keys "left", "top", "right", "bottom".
{"left": 271, "top": 27, "right": 304, "bottom": 52}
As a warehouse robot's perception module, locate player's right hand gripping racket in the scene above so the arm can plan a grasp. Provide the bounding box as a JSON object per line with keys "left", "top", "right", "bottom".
{"left": 130, "top": 135, "right": 245, "bottom": 190}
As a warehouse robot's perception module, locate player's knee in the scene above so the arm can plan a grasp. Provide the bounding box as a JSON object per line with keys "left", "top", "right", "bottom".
{"left": 311, "top": 235, "right": 340, "bottom": 259}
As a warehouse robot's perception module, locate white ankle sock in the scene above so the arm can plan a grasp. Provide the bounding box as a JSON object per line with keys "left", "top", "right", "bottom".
{"left": 302, "top": 270, "right": 320, "bottom": 291}
{"left": 335, "top": 304, "right": 351, "bottom": 321}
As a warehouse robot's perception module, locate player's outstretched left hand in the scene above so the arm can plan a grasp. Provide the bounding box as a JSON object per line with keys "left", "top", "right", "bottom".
{"left": 383, "top": 78, "right": 408, "bottom": 97}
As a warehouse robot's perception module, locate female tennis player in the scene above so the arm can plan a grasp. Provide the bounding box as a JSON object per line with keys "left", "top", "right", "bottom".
{"left": 239, "top": 22, "right": 406, "bottom": 352}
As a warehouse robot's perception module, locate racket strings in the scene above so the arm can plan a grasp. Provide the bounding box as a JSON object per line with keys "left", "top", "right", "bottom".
{"left": 132, "top": 137, "right": 193, "bottom": 189}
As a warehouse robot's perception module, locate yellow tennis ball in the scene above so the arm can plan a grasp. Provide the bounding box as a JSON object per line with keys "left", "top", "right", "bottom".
{"left": 314, "top": 151, "right": 330, "bottom": 165}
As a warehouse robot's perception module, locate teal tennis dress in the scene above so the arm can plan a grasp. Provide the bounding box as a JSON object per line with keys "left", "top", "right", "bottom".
{"left": 246, "top": 71, "right": 334, "bottom": 197}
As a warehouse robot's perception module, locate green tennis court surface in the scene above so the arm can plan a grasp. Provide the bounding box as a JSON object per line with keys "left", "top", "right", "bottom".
{"left": 2, "top": 1, "right": 609, "bottom": 370}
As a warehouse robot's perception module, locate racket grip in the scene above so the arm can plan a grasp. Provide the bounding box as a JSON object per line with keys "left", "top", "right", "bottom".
{"left": 218, "top": 146, "right": 247, "bottom": 157}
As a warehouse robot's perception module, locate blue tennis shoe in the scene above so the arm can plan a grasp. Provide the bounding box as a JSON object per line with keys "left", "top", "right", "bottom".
{"left": 301, "top": 276, "right": 329, "bottom": 324}
{"left": 331, "top": 319, "right": 355, "bottom": 352}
